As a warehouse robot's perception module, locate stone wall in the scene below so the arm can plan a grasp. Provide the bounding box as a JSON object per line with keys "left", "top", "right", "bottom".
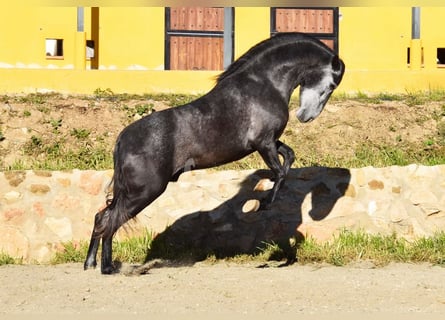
{"left": 1, "top": 165, "right": 445, "bottom": 263}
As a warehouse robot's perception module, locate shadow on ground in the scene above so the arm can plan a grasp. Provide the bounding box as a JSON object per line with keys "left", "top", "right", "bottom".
{"left": 143, "top": 166, "right": 351, "bottom": 265}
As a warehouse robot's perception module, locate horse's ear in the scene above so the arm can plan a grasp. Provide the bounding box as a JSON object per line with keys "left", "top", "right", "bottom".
{"left": 331, "top": 55, "right": 341, "bottom": 71}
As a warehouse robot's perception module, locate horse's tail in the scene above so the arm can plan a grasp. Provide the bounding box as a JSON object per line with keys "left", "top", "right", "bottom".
{"left": 95, "top": 138, "right": 131, "bottom": 239}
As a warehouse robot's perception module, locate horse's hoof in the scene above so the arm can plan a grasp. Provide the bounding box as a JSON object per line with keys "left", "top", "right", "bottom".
{"left": 101, "top": 265, "right": 116, "bottom": 275}
{"left": 83, "top": 260, "right": 97, "bottom": 270}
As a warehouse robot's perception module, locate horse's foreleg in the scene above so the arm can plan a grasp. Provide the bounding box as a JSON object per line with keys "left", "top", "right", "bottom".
{"left": 276, "top": 141, "right": 295, "bottom": 176}
{"left": 257, "top": 140, "right": 294, "bottom": 208}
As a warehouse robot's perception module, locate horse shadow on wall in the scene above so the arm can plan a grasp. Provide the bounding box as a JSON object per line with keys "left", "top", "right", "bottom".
{"left": 145, "top": 166, "right": 351, "bottom": 265}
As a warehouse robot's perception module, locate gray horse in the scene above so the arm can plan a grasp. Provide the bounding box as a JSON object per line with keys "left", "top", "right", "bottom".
{"left": 84, "top": 32, "right": 345, "bottom": 274}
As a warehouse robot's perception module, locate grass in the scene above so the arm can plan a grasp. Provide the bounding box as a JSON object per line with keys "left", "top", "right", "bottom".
{"left": 91, "top": 88, "right": 200, "bottom": 107}
{"left": 2, "top": 228, "right": 444, "bottom": 268}
{"left": 2, "top": 90, "right": 445, "bottom": 171}
{"left": 36, "top": 229, "right": 445, "bottom": 267}
{"left": 0, "top": 91, "right": 202, "bottom": 171}
{"left": 50, "top": 230, "right": 154, "bottom": 265}
{"left": 299, "top": 230, "right": 445, "bottom": 266}
{"left": 218, "top": 139, "right": 445, "bottom": 171}
{"left": 6, "top": 135, "right": 113, "bottom": 170}
{"left": 330, "top": 89, "right": 445, "bottom": 105}
{"left": 0, "top": 252, "right": 22, "bottom": 266}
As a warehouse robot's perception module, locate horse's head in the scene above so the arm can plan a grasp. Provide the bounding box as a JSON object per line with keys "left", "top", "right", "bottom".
{"left": 296, "top": 55, "right": 345, "bottom": 123}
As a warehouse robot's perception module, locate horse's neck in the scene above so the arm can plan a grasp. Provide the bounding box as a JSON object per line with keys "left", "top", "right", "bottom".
{"left": 259, "top": 61, "right": 304, "bottom": 102}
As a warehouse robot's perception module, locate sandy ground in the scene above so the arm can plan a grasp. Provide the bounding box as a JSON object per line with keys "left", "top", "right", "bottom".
{"left": 1, "top": 261, "right": 445, "bottom": 317}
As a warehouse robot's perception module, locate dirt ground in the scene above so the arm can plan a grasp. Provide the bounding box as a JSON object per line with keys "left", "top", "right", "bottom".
{"left": 1, "top": 261, "right": 445, "bottom": 316}
{"left": 1, "top": 94, "right": 445, "bottom": 316}
{"left": 0, "top": 93, "right": 444, "bottom": 169}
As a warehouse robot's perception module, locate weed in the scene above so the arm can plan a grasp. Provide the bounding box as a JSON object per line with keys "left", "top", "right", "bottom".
{"left": 29, "top": 135, "right": 42, "bottom": 148}
{"left": 122, "top": 103, "right": 155, "bottom": 119}
{"left": 0, "top": 252, "right": 21, "bottom": 265}
{"left": 134, "top": 103, "right": 154, "bottom": 116}
{"left": 51, "top": 241, "right": 88, "bottom": 264}
{"left": 50, "top": 118, "right": 62, "bottom": 132}
{"left": 23, "top": 110, "right": 31, "bottom": 117}
{"left": 375, "top": 92, "right": 404, "bottom": 101}
{"left": 93, "top": 87, "right": 115, "bottom": 99}
{"left": 424, "top": 139, "right": 435, "bottom": 147}
{"left": 17, "top": 93, "right": 47, "bottom": 105}
{"left": 113, "top": 230, "right": 153, "bottom": 263}
{"left": 71, "top": 128, "right": 91, "bottom": 139}
{"left": 36, "top": 105, "right": 50, "bottom": 114}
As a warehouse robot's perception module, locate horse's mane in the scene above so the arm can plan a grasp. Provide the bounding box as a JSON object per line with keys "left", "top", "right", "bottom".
{"left": 217, "top": 32, "right": 333, "bottom": 83}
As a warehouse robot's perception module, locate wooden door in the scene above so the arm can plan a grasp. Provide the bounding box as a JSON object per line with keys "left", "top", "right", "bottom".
{"left": 166, "top": 7, "right": 226, "bottom": 70}
{"left": 271, "top": 8, "right": 339, "bottom": 52}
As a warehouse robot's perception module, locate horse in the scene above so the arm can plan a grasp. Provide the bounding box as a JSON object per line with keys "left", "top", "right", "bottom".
{"left": 84, "top": 32, "right": 345, "bottom": 274}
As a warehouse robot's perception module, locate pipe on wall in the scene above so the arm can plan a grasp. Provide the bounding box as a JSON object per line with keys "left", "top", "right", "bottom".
{"left": 410, "top": 7, "right": 422, "bottom": 70}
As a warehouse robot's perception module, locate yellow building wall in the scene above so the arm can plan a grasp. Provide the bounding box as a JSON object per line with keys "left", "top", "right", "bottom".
{"left": 421, "top": 7, "right": 445, "bottom": 69}
{"left": 339, "top": 7, "right": 411, "bottom": 70}
{"left": 234, "top": 8, "right": 270, "bottom": 59}
{"left": 98, "top": 7, "right": 164, "bottom": 70}
{"left": 0, "top": 7, "right": 84, "bottom": 69}
{"left": 1, "top": 6, "right": 445, "bottom": 95}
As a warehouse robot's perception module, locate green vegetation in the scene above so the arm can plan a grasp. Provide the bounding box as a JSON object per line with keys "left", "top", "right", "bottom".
{"left": 2, "top": 89, "right": 445, "bottom": 171}
{"left": 296, "top": 230, "right": 445, "bottom": 266}
{"left": 70, "top": 128, "right": 91, "bottom": 139}
{"left": 51, "top": 230, "right": 153, "bottom": 265}
{"left": 330, "top": 89, "right": 445, "bottom": 105}
{"left": 0, "top": 91, "right": 203, "bottom": 171}
{"left": 91, "top": 87, "right": 199, "bottom": 107}
{"left": 0, "top": 252, "right": 22, "bottom": 266}
{"left": 4, "top": 131, "right": 113, "bottom": 170}
{"left": 44, "top": 229, "right": 445, "bottom": 267}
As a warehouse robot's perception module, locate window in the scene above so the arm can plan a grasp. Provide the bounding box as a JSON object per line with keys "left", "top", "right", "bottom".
{"left": 45, "top": 38, "right": 64, "bottom": 59}
{"left": 86, "top": 40, "right": 95, "bottom": 59}
{"left": 437, "top": 48, "right": 445, "bottom": 67}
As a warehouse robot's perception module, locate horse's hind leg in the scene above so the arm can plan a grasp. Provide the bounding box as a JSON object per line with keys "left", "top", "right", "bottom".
{"left": 101, "top": 182, "right": 169, "bottom": 274}
{"left": 85, "top": 203, "right": 140, "bottom": 274}
{"left": 257, "top": 140, "right": 295, "bottom": 208}
{"left": 84, "top": 210, "right": 105, "bottom": 270}
{"left": 101, "top": 233, "right": 115, "bottom": 274}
